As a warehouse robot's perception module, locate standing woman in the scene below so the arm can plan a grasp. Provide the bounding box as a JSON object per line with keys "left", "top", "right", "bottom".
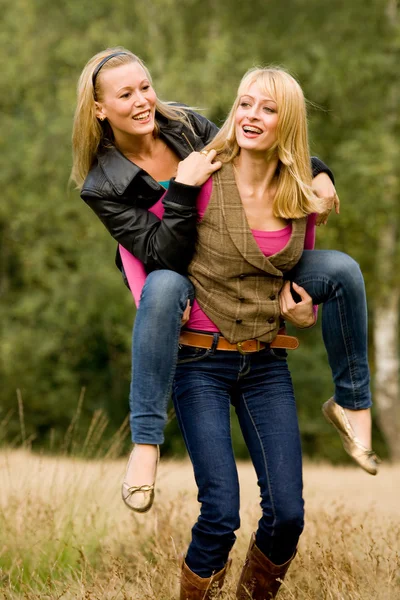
{"left": 173, "top": 67, "right": 329, "bottom": 599}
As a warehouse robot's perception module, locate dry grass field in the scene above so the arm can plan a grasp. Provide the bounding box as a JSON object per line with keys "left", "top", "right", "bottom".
{"left": 0, "top": 449, "right": 399, "bottom": 599}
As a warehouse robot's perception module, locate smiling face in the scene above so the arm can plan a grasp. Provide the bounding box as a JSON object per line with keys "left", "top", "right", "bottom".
{"left": 95, "top": 61, "right": 157, "bottom": 143}
{"left": 234, "top": 82, "right": 279, "bottom": 155}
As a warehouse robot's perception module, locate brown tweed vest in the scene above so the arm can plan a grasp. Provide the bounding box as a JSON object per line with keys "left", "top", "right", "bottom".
{"left": 188, "top": 163, "right": 306, "bottom": 343}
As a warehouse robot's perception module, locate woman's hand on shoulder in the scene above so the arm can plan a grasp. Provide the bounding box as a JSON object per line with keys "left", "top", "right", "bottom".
{"left": 279, "top": 282, "right": 315, "bottom": 328}
{"left": 175, "top": 149, "right": 222, "bottom": 186}
{"left": 312, "top": 172, "right": 340, "bottom": 226}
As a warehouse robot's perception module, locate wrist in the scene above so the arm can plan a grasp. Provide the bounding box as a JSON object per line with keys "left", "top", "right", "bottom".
{"left": 166, "top": 179, "right": 201, "bottom": 207}
{"left": 298, "top": 315, "right": 316, "bottom": 329}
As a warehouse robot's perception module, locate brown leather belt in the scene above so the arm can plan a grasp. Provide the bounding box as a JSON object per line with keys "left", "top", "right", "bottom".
{"left": 179, "top": 330, "right": 299, "bottom": 354}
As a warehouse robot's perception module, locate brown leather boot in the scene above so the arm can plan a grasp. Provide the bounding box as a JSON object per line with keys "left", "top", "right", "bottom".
{"left": 180, "top": 558, "right": 231, "bottom": 600}
{"left": 236, "top": 534, "right": 295, "bottom": 599}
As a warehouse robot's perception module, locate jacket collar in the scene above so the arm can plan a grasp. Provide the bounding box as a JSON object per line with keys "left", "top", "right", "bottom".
{"left": 97, "top": 111, "right": 185, "bottom": 196}
{"left": 97, "top": 145, "right": 142, "bottom": 196}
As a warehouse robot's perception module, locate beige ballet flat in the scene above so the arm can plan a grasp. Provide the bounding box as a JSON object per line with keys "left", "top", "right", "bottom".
{"left": 322, "top": 398, "right": 380, "bottom": 475}
{"left": 121, "top": 445, "right": 160, "bottom": 513}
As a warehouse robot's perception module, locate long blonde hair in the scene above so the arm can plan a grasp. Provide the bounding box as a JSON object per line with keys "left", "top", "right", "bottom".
{"left": 206, "top": 67, "right": 323, "bottom": 219}
{"left": 70, "top": 47, "right": 194, "bottom": 189}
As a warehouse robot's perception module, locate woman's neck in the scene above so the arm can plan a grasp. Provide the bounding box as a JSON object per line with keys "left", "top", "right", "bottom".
{"left": 233, "top": 150, "right": 287, "bottom": 231}
{"left": 114, "top": 131, "right": 158, "bottom": 162}
{"left": 233, "top": 151, "right": 279, "bottom": 193}
{"left": 114, "top": 131, "right": 179, "bottom": 181}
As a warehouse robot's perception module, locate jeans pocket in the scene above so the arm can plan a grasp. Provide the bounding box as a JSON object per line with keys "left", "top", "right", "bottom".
{"left": 269, "top": 348, "right": 288, "bottom": 361}
{"left": 177, "top": 345, "right": 210, "bottom": 364}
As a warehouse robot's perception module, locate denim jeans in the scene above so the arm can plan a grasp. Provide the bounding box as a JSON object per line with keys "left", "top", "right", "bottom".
{"left": 129, "top": 270, "right": 194, "bottom": 444}
{"left": 129, "top": 250, "right": 371, "bottom": 443}
{"left": 287, "top": 250, "right": 372, "bottom": 410}
{"left": 172, "top": 344, "right": 304, "bottom": 577}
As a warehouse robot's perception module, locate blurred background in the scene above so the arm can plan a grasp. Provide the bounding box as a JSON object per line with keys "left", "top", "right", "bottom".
{"left": 1, "top": 0, "right": 399, "bottom": 463}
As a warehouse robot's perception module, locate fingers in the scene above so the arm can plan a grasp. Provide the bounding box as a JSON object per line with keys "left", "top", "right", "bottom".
{"left": 200, "top": 148, "right": 216, "bottom": 161}
{"left": 176, "top": 149, "right": 221, "bottom": 185}
{"left": 279, "top": 282, "right": 315, "bottom": 327}
{"left": 201, "top": 148, "right": 216, "bottom": 159}
{"left": 291, "top": 282, "right": 312, "bottom": 301}
{"left": 210, "top": 159, "right": 222, "bottom": 172}
{"left": 200, "top": 149, "right": 221, "bottom": 171}
{"left": 279, "top": 282, "right": 295, "bottom": 315}
{"left": 181, "top": 300, "right": 191, "bottom": 325}
{"left": 315, "top": 190, "right": 340, "bottom": 226}
{"left": 334, "top": 192, "right": 340, "bottom": 214}
{"left": 316, "top": 211, "right": 328, "bottom": 226}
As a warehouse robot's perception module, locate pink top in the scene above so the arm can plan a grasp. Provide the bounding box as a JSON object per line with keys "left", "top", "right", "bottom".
{"left": 119, "top": 178, "right": 316, "bottom": 330}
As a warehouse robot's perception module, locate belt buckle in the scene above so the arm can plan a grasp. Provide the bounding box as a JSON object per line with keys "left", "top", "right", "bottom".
{"left": 236, "top": 340, "right": 260, "bottom": 355}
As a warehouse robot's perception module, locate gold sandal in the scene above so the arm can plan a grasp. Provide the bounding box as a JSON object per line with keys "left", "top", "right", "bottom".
{"left": 121, "top": 445, "right": 160, "bottom": 512}
{"left": 322, "top": 398, "right": 380, "bottom": 475}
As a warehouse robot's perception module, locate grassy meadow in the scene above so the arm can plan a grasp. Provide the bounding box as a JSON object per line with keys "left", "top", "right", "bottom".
{"left": 0, "top": 449, "right": 399, "bottom": 599}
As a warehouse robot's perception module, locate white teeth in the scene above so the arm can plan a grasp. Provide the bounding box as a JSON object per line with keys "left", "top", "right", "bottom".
{"left": 243, "top": 125, "right": 262, "bottom": 134}
{"left": 133, "top": 110, "right": 150, "bottom": 121}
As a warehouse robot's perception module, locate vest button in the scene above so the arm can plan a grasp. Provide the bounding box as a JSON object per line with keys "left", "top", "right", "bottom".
{"left": 236, "top": 319, "right": 243, "bottom": 324}
{"left": 267, "top": 317, "right": 275, "bottom": 324}
{"left": 269, "top": 294, "right": 276, "bottom": 301}
{"left": 239, "top": 297, "right": 245, "bottom": 302}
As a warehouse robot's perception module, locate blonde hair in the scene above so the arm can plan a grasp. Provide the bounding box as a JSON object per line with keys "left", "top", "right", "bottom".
{"left": 70, "top": 47, "right": 194, "bottom": 189}
{"left": 205, "top": 67, "right": 323, "bottom": 219}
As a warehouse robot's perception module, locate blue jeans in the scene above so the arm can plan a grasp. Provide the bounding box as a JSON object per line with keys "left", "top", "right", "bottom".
{"left": 286, "top": 250, "right": 371, "bottom": 410}
{"left": 172, "top": 344, "right": 304, "bottom": 577}
{"left": 129, "top": 270, "right": 194, "bottom": 444}
{"left": 129, "top": 250, "right": 371, "bottom": 443}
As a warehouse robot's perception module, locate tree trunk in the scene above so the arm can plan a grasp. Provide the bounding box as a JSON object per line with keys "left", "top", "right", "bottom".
{"left": 372, "top": 0, "right": 400, "bottom": 460}
{"left": 373, "top": 260, "right": 400, "bottom": 460}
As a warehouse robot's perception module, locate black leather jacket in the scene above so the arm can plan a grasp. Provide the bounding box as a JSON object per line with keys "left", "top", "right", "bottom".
{"left": 81, "top": 108, "right": 333, "bottom": 276}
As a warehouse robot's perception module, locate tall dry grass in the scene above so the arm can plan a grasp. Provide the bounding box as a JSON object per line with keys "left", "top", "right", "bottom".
{"left": 0, "top": 448, "right": 399, "bottom": 599}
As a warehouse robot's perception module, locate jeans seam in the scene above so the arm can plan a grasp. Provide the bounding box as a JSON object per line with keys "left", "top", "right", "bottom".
{"left": 173, "top": 388, "right": 195, "bottom": 465}
{"left": 241, "top": 392, "right": 277, "bottom": 535}
{"left": 336, "top": 284, "right": 360, "bottom": 409}
{"left": 294, "top": 273, "right": 361, "bottom": 409}
{"left": 159, "top": 290, "right": 194, "bottom": 411}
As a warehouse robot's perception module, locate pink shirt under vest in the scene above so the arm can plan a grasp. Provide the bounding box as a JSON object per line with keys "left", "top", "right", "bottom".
{"left": 119, "top": 178, "right": 316, "bottom": 331}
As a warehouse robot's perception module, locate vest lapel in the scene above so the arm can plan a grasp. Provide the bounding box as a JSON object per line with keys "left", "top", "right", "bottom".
{"left": 217, "top": 163, "right": 283, "bottom": 278}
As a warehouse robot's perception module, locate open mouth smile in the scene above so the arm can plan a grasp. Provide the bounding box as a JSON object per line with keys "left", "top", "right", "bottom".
{"left": 133, "top": 110, "right": 151, "bottom": 121}
{"left": 243, "top": 125, "right": 263, "bottom": 134}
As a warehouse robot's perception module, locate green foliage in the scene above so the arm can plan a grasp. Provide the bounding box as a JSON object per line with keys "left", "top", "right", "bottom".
{"left": 1, "top": 0, "right": 398, "bottom": 458}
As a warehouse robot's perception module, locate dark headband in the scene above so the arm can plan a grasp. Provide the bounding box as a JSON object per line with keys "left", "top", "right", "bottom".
{"left": 92, "top": 52, "right": 130, "bottom": 86}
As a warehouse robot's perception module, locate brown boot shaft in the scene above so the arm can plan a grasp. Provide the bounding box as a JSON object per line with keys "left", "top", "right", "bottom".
{"left": 180, "top": 558, "right": 231, "bottom": 600}
{"left": 236, "top": 533, "right": 295, "bottom": 599}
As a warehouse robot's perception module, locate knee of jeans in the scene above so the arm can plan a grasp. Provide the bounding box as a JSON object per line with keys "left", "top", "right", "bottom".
{"left": 207, "top": 509, "right": 241, "bottom": 537}
{"left": 200, "top": 490, "right": 240, "bottom": 534}
{"left": 324, "top": 250, "right": 364, "bottom": 286}
{"left": 141, "top": 270, "right": 194, "bottom": 310}
{"left": 220, "top": 507, "right": 241, "bottom": 534}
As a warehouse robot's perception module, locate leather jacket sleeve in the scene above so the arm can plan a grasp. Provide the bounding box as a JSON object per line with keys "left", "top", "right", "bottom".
{"left": 311, "top": 156, "right": 334, "bottom": 184}
{"left": 82, "top": 178, "right": 201, "bottom": 274}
